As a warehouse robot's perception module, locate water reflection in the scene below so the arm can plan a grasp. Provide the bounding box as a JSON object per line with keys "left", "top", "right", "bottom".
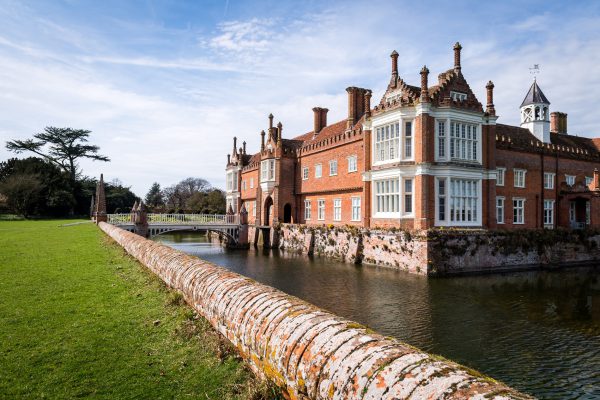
{"left": 155, "top": 232, "right": 600, "bottom": 399}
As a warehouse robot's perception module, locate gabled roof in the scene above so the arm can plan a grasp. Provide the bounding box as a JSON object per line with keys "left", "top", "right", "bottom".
{"left": 520, "top": 79, "right": 550, "bottom": 107}
{"left": 495, "top": 123, "right": 600, "bottom": 161}
{"left": 292, "top": 119, "right": 349, "bottom": 146}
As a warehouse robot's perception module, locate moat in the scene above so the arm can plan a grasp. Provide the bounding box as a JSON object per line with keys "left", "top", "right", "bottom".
{"left": 155, "top": 232, "right": 600, "bottom": 399}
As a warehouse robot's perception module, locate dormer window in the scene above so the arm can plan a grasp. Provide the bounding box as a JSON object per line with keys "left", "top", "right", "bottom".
{"left": 450, "top": 91, "right": 467, "bottom": 102}
{"left": 260, "top": 159, "right": 275, "bottom": 182}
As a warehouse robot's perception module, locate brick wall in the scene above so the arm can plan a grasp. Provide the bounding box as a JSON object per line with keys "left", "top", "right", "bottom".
{"left": 99, "top": 222, "right": 526, "bottom": 399}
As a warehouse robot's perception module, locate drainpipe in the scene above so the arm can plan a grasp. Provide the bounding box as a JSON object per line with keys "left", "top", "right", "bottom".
{"left": 555, "top": 151, "right": 559, "bottom": 228}
{"left": 540, "top": 150, "right": 544, "bottom": 228}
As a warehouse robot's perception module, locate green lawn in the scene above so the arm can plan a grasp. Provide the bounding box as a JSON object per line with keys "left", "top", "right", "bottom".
{"left": 0, "top": 220, "right": 272, "bottom": 399}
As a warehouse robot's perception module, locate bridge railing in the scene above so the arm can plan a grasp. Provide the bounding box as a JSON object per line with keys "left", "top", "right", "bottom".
{"left": 107, "top": 213, "right": 132, "bottom": 224}
{"left": 106, "top": 213, "right": 239, "bottom": 225}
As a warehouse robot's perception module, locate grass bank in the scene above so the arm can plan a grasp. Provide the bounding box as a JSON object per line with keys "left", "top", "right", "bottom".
{"left": 0, "top": 220, "right": 274, "bottom": 399}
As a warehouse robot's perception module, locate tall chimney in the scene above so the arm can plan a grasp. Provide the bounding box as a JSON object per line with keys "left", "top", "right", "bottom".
{"left": 227, "top": 154, "right": 231, "bottom": 164}
{"left": 277, "top": 122, "right": 282, "bottom": 143}
{"left": 313, "top": 107, "right": 328, "bottom": 134}
{"left": 420, "top": 66, "right": 430, "bottom": 102}
{"left": 242, "top": 141, "right": 246, "bottom": 154}
{"left": 260, "top": 130, "right": 265, "bottom": 151}
{"left": 346, "top": 87, "right": 357, "bottom": 129}
{"left": 320, "top": 107, "right": 328, "bottom": 131}
{"left": 268, "top": 113, "right": 274, "bottom": 129}
{"left": 453, "top": 42, "right": 462, "bottom": 73}
{"left": 486, "top": 81, "right": 496, "bottom": 116}
{"left": 365, "top": 90, "right": 372, "bottom": 118}
{"left": 550, "top": 112, "right": 568, "bottom": 134}
{"left": 390, "top": 50, "right": 399, "bottom": 86}
{"left": 232, "top": 136, "right": 237, "bottom": 155}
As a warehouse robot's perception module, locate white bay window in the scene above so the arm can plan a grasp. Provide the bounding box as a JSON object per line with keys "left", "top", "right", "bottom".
{"left": 374, "top": 120, "right": 414, "bottom": 163}
{"left": 449, "top": 178, "right": 479, "bottom": 224}
{"left": 260, "top": 159, "right": 275, "bottom": 182}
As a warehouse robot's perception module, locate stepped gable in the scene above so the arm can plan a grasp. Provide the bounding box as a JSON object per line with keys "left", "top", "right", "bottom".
{"left": 429, "top": 68, "right": 483, "bottom": 112}
{"left": 495, "top": 123, "right": 600, "bottom": 161}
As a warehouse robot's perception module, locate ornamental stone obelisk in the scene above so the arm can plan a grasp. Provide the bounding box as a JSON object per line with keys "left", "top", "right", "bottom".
{"left": 94, "top": 174, "right": 107, "bottom": 223}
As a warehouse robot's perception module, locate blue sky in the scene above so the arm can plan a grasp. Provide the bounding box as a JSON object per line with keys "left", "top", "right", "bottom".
{"left": 1, "top": 0, "right": 599, "bottom": 196}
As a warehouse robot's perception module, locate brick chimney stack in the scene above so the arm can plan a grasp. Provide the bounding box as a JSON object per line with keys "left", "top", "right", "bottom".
{"left": 453, "top": 42, "right": 462, "bottom": 73}
{"left": 365, "top": 90, "right": 372, "bottom": 118}
{"left": 260, "top": 130, "right": 265, "bottom": 151}
{"left": 242, "top": 141, "right": 246, "bottom": 154}
{"left": 277, "top": 121, "right": 282, "bottom": 144}
{"left": 232, "top": 136, "right": 237, "bottom": 155}
{"left": 346, "top": 87, "right": 357, "bottom": 129}
{"left": 346, "top": 87, "right": 370, "bottom": 129}
{"left": 312, "top": 107, "right": 328, "bottom": 134}
{"left": 390, "top": 50, "right": 399, "bottom": 87}
{"left": 486, "top": 81, "right": 496, "bottom": 116}
{"left": 227, "top": 154, "right": 231, "bottom": 164}
{"left": 420, "top": 66, "right": 430, "bottom": 102}
{"left": 550, "top": 112, "right": 568, "bottom": 134}
{"left": 268, "top": 113, "right": 273, "bottom": 129}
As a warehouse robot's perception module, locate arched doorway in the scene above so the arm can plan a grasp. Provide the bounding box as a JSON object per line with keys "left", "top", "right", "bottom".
{"left": 264, "top": 196, "right": 273, "bottom": 226}
{"left": 283, "top": 203, "right": 292, "bottom": 223}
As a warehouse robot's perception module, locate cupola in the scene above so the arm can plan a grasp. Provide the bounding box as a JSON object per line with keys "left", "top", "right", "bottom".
{"left": 520, "top": 78, "right": 550, "bottom": 143}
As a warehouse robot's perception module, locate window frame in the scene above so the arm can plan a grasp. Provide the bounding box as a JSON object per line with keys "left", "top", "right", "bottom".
{"left": 333, "top": 198, "right": 342, "bottom": 221}
{"left": 329, "top": 160, "right": 338, "bottom": 176}
{"left": 304, "top": 200, "right": 311, "bottom": 220}
{"left": 496, "top": 196, "right": 505, "bottom": 224}
{"left": 543, "top": 172, "right": 555, "bottom": 189}
{"left": 543, "top": 199, "right": 554, "bottom": 226}
{"left": 565, "top": 174, "right": 576, "bottom": 186}
{"left": 403, "top": 178, "right": 413, "bottom": 215}
{"left": 317, "top": 199, "right": 325, "bottom": 221}
{"left": 351, "top": 196, "right": 361, "bottom": 221}
{"left": 513, "top": 198, "right": 525, "bottom": 224}
{"left": 496, "top": 168, "right": 506, "bottom": 186}
{"left": 347, "top": 155, "right": 358, "bottom": 173}
{"left": 315, "top": 164, "right": 322, "bottom": 178}
{"left": 513, "top": 169, "right": 527, "bottom": 188}
{"left": 302, "top": 167, "right": 309, "bottom": 181}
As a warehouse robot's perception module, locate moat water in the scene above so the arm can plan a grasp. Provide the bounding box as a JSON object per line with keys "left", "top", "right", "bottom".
{"left": 154, "top": 232, "right": 600, "bottom": 399}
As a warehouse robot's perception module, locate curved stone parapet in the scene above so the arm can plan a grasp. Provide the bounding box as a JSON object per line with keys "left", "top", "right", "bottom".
{"left": 98, "top": 222, "right": 532, "bottom": 399}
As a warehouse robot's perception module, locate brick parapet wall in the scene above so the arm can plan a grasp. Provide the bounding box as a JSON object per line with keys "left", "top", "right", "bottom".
{"left": 99, "top": 222, "right": 529, "bottom": 399}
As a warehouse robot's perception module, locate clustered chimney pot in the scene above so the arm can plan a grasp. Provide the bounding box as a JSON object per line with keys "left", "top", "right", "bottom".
{"left": 453, "top": 42, "right": 462, "bottom": 72}
{"left": 420, "top": 65, "right": 430, "bottom": 102}
{"left": 312, "top": 107, "right": 329, "bottom": 134}
{"left": 550, "top": 112, "right": 568, "bottom": 134}
{"left": 486, "top": 81, "right": 496, "bottom": 116}
{"left": 390, "top": 50, "right": 398, "bottom": 87}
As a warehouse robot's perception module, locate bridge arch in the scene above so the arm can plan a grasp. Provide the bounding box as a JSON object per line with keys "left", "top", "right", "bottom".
{"left": 148, "top": 226, "right": 238, "bottom": 244}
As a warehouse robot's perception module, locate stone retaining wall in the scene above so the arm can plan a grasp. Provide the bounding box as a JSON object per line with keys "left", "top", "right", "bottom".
{"left": 428, "top": 230, "right": 600, "bottom": 275}
{"left": 99, "top": 222, "right": 530, "bottom": 399}
{"left": 276, "top": 224, "right": 600, "bottom": 276}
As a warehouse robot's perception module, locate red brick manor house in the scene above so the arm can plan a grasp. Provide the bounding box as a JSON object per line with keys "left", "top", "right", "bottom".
{"left": 225, "top": 43, "right": 600, "bottom": 232}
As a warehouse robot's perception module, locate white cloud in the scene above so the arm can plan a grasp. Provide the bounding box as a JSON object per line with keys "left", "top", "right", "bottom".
{"left": 0, "top": 2, "right": 599, "bottom": 199}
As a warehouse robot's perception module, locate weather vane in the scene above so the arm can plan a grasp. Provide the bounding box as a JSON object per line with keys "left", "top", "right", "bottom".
{"left": 529, "top": 64, "right": 540, "bottom": 79}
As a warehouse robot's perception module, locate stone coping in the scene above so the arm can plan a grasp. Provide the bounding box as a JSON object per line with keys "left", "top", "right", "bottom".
{"left": 98, "top": 222, "right": 532, "bottom": 400}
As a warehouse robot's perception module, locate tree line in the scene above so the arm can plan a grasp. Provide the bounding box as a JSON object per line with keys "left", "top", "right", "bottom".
{"left": 0, "top": 127, "right": 225, "bottom": 217}
{"left": 143, "top": 178, "right": 226, "bottom": 214}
